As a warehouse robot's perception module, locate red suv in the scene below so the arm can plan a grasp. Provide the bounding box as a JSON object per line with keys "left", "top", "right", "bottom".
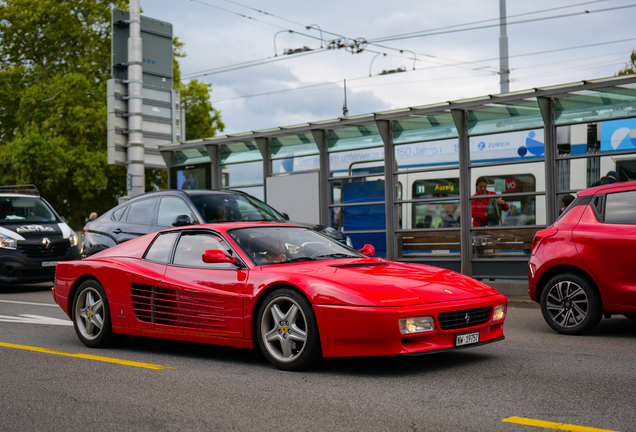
{"left": 529, "top": 181, "right": 636, "bottom": 335}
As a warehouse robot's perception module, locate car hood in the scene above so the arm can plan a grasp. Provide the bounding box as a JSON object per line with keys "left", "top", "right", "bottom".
{"left": 0, "top": 222, "right": 71, "bottom": 241}
{"left": 268, "top": 259, "right": 500, "bottom": 306}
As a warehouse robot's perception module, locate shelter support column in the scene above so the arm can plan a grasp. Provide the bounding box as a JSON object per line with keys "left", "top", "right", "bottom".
{"left": 204, "top": 144, "right": 222, "bottom": 190}
{"left": 452, "top": 109, "right": 473, "bottom": 276}
{"left": 377, "top": 120, "right": 396, "bottom": 261}
{"left": 312, "top": 130, "right": 331, "bottom": 227}
{"left": 256, "top": 138, "right": 272, "bottom": 201}
{"left": 538, "top": 97, "right": 558, "bottom": 225}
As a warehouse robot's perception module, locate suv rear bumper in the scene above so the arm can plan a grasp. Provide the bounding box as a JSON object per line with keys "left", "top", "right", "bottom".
{"left": 0, "top": 247, "right": 80, "bottom": 284}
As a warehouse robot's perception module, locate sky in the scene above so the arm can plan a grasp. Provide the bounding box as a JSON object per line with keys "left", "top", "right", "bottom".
{"left": 140, "top": 0, "right": 636, "bottom": 136}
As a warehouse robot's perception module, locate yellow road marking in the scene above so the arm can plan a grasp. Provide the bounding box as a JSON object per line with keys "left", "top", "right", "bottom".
{"left": 503, "top": 416, "right": 620, "bottom": 432}
{"left": 0, "top": 342, "right": 175, "bottom": 370}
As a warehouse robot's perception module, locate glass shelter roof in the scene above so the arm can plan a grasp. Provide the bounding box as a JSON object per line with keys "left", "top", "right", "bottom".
{"left": 162, "top": 75, "right": 636, "bottom": 163}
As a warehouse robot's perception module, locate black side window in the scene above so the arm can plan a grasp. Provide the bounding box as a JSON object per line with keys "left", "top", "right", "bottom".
{"left": 604, "top": 190, "right": 636, "bottom": 224}
{"left": 172, "top": 232, "right": 235, "bottom": 269}
{"left": 126, "top": 198, "right": 157, "bottom": 225}
{"left": 112, "top": 205, "right": 127, "bottom": 221}
{"left": 144, "top": 232, "right": 179, "bottom": 263}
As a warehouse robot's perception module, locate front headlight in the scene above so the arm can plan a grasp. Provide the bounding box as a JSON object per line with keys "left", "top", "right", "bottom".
{"left": 69, "top": 231, "right": 78, "bottom": 247}
{"left": 493, "top": 304, "right": 507, "bottom": 321}
{"left": 0, "top": 234, "right": 17, "bottom": 250}
{"left": 399, "top": 316, "right": 435, "bottom": 335}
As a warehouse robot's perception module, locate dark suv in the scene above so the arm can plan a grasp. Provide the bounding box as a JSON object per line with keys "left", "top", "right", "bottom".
{"left": 82, "top": 189, "right": 351, "bottom": 257}
{"left": 528, "top": 181, "right": 636, "bottom": 335}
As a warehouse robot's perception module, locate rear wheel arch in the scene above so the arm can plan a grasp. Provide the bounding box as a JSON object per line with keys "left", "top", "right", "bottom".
{"left": 67, "top": 274, "right": 104, "bottom": 315}
{"left": 536, "top": 265, "right": 602, "bottom": 307}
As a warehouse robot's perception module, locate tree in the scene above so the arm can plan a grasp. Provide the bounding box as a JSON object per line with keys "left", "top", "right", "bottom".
{"left": 0, "top": 0, "right": 127, "bottom": 229}
{"left": 0, "top": 1, "right": 224, "bottom": 225}
{"left": 617, "top": 49, "right": 636, "bottom": 76}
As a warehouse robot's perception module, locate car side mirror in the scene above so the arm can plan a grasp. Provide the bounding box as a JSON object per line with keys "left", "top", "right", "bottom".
{"left": 358, "top": 244, "right": 375, "bottom": 256}
{"left": 202, "top": 249, "right": 236, "bottom": 265}
{"left": 172, "top": 214, "right": 191, "bottom": 227}
{"left": 281, "top": 212, "right": 290, "bottom": 220}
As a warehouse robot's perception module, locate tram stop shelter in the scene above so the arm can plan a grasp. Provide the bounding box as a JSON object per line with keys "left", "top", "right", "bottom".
{"left": 159, "top": 74, "right": 636, "bottom": 279}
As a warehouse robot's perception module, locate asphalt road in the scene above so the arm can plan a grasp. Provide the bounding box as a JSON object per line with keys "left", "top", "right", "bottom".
{"left": 0, "top": 283, "right": 634, "bottom": 432}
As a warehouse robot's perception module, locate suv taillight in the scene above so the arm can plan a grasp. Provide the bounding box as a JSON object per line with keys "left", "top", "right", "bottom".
{"left": 531, "top": 228, "right": 558, "bottom": 255}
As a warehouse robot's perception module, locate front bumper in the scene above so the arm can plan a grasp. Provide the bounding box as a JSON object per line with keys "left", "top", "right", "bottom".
{"left": 0, "top": 246, "right": 81, "bottom": 284}
{"left": 314, "top": 295, "right": 507, "bottom": 358}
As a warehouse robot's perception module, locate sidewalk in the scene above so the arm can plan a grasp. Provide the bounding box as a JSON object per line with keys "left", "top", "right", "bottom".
{"left": 481, "top": 280, "right": 539, "bottom": 308}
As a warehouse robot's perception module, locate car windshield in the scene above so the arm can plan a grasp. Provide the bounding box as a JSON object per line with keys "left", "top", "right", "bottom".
{"left": 191, "top": 193, "right": 285, "bottom": 223}
{"left": 0, "top": 196, "right": 59, "bottom": 224}
{"left": 229, "top": 226, "right": 363, "bottom": 266}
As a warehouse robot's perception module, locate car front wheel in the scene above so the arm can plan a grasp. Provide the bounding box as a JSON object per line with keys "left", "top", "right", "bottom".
{"left": 540, "top": 273, "right": 602, "bottom": 335}
{"left": 256, "top": 288, "right": 321, "bottom": 371}
{"left": 72, "top": 279, "right": 128, "bottom": 348}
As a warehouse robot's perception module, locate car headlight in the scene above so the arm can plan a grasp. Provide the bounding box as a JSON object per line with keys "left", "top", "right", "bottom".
{"left": 493, "top": 304, "right": 507, "bottom": 321}
{"left": 399, "top": 316, "right": 435, "bottom": 335}
{"left": 69, "top": 231, "right": 78, "bottom": 247}
{"left": 0, "top": 234, "right": 17, "bottom": 250}
{"left": 346, "top": 236, "right": 353, "bottom": 248}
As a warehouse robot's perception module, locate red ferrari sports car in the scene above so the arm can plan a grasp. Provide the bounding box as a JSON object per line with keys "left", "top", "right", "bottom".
{"left": 53, "top": 222, "right": 508, "bottom": 370}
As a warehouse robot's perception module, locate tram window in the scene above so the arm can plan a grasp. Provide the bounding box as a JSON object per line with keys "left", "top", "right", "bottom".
{"left": 410, "top": 174, "right": 537, "bottom": 229}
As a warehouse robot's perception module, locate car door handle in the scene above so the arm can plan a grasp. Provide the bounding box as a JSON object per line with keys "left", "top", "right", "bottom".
{"left": 113, "top": 228, "right": 123, "bottom": 234}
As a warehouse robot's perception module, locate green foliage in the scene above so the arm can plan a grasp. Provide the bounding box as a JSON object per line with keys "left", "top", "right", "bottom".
{"left": 0, "top": 0, "right": 128, "bottom": 229}
{"left": 0, "top": 1, "right": 223, "bottom": 229}
{"left": 617, "top": 49, "right": 636, "bottom": 76}
{"left": 173, "top": 37, "right": 225, "bottom": 140}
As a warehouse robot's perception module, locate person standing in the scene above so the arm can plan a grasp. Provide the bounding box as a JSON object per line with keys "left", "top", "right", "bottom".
{"left": 471, "top": 176, "right": 509, "bottom": 227}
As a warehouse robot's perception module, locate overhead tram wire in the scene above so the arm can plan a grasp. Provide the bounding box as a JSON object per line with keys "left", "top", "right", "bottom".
{"left": 190, "top": 0, "right": 613, "bottom": 72}
{"left": 367, "top": 0, "right": 610, "bottom": 43}
{"left": 181, "top": 0, "right": 627, "bottom": 83}
{"left": 208, "top": 36, "right": 636, "bottom": 103}
{"left": 368, "top": 4, "right": 636, "bottom": 43}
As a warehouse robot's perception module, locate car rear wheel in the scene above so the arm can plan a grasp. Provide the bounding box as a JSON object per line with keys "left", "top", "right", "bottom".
{"left": 72, "top": 280, "right": 128, "bottom": 348}
{"left": 256, "top": 288, "right": 321, "bottom": 371}
{"left": 540, "top": 273, "right": 602, "bottom": 335}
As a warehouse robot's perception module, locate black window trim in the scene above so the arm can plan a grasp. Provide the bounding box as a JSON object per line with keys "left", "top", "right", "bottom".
{"left": 169, "top": 228, "right": 246, "bottom": 270}
{"left": 142, "top": 231, "right": 180, "bottom": 264}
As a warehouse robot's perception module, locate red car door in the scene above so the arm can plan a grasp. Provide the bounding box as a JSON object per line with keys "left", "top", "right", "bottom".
{"left": 155, "top": 231, "right": 247, "bottom": 338}
{"left": 574, "top": 190, "right": 636, "bottom": 307}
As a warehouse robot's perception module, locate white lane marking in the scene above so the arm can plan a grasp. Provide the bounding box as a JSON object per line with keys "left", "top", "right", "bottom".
{"left": 0, "top": 300, "right": 58, "bottom": 307}
{"left": 0, "top": 314, "right": 73, "bottom": 326}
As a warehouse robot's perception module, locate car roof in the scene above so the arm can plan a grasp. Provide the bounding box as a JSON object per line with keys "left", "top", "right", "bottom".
{"left": 160, "top": 221, "right": 304, "bottom": 234}
{"left": 577, "top": 180, "right": 636, "bottom": 197}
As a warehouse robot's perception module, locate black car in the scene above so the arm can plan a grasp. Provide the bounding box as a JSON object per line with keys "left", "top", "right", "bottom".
{"left": 82, "top": 189, "right": 351, "bottom": 257}
{"left": 0, "top": 185, "right": 81, "bottom": 284}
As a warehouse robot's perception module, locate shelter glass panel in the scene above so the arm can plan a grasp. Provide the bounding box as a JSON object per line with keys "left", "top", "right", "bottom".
{"left": 469, "top": 129, "right": 545, "bottom": 163}
{"left": 553, "top": 84, "right": 636, "bottom": 125}
{"left": 222, "top": 160, "right": 263, "bottom": 187}
{"left": 397, "top": 230, "right": 461, "bottom": 258}
{"left": 395, "top": 138, "right": 459, "bottom": 170}
{"left": 327, "top": 124, "right": 383, "bottom": 152}
{"left": 331, "top": 176, "right": 385, "bottom": 205}
{"left": 175, "top": 148, "right": 210, "bottom": 165}
{"left": 329, "top": 146, "right": 384, "bottom": 177}
{"left": 270, "top": 134, "right": 318, "bottom": 159}
{"left": 466, "top": 99, "right": 544, "bottom": 136}
{"left": 392, "top": 114, "right": 458, "bottom": 144}
{"left": 220, "top": 141, "right": 262, "bottom": 164}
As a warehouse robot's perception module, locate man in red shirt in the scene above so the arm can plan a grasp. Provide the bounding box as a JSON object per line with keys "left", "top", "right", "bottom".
{"left": 472, "top": 176, "right": 509, "bottom": 227}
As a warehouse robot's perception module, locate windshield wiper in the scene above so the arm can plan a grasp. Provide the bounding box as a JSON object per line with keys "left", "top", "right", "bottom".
{"left": 314, "top": 253, "right": 359, "bottom": 259}
{"left": 277, "top": 257, "right": 316, "bottom": 264}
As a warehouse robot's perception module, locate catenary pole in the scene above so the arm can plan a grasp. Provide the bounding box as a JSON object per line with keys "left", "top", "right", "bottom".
{"left": 127, "top": 0, "right": 145, "bottom": 197}
{"left": 499, "top": 0, "right": 510, "bottom": 93}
